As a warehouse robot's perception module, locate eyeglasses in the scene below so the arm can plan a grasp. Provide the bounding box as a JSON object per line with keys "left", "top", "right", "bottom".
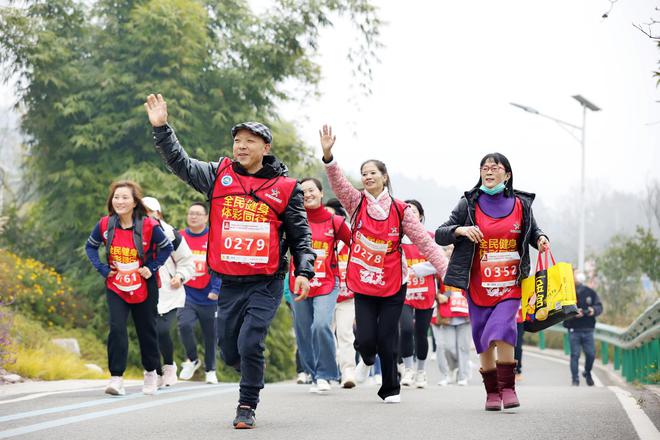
{"left": 187, "top": 212, "right": 206, "bottom": 217}
{"left": 480, "top": 165, "right": 505, "bottom": 173}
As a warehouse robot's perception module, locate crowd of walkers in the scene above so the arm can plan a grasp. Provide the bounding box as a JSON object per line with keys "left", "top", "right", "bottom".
{"left": 84, "top": 93, "right": 569, "bottom": 429}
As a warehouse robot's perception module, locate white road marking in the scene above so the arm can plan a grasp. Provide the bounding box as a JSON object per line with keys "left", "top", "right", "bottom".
{"left": 609, "top": 386, "right": 660, "bottom": 440}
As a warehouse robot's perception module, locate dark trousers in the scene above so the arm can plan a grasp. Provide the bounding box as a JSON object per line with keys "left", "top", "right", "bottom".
{"left": 106, "top": 279, "right": 160, "bottom": 376}
{"left": 399, "top": 304, "right": 434, "bottom": 360}
{"left": 354, "top": 284, "right": 406, "bottom": 399}
{"left": 217, "top": 277, "right": 283, "bottom": 409}
{"left": 514, "top": 322, "right": 525, "bottom": 374}
{"left": 177, "top": 301, "right": 218, "bottom": 372}
{"left": 156, "top": 309, "right": 177, "bottom": 369}
{"left": 569, "top": 328, "right": 596, "bottom": 381}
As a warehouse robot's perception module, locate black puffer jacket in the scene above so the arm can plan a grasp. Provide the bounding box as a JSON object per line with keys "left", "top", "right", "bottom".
{"left": 153, "top": 124, "right": 315, "bottom": 281}
{"left": 435, "top": 188, "right": 547, "bottom": 290}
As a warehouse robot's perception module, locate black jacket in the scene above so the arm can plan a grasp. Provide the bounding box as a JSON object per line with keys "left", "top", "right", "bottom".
{"left": 153, "top": 124, "right": 315, "bottom": 281}
{"left": 563, "top": 284, "right": 603, "bottom": 330}
{"left": 435, "top": 188, "right": 546, "bottom": 290}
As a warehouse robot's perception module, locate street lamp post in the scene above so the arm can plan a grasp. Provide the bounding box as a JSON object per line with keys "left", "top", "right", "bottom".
{"left": 510, "top": 96, "right": 601, "bottom": 273}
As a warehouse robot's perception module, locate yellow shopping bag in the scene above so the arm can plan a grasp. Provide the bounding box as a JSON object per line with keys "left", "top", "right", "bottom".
{"left": 521, "top": 250, "right": 578, "bottom": 333}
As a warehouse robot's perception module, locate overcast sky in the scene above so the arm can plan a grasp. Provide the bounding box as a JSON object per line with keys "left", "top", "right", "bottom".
{"left": 1, "top": 0, "right": 658, "bottom": 207}
{"left": 275, "top": 0, "right": 660, "bottom": 205}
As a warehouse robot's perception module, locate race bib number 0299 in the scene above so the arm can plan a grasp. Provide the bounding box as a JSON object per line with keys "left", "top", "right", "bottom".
{"left": 220, "top": 220, "right": 270, "bottom": 264}
{"left": 480, "top": 251, "right": 520, "bottom": 288}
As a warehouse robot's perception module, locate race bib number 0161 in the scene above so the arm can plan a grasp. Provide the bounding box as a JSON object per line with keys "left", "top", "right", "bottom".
{"left": 220, "top": 220, "right": 270, "bottom": 264}
{"left": 480, "top": 251, "right": 520, "bottom": 288}
{"left": 350, "top": 232, "right": 387, "bottom": 273}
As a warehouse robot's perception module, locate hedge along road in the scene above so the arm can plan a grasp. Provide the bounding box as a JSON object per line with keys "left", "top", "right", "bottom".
{"left": 0, "top": 352, "right": 657, "bottom": 440}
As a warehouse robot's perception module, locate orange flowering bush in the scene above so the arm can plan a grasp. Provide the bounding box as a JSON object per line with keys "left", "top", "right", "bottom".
{"left": 0, "top": 249, "right": 92, "bottom": 328}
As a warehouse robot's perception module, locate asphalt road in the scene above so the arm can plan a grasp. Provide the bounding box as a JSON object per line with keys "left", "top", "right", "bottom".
{"left": 0, "top": 350, "right": 657, "bottom": 440}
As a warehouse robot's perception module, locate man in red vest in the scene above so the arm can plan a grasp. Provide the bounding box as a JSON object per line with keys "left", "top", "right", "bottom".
{"left": 145, "top": 94, "right": 315, "bottom": 429}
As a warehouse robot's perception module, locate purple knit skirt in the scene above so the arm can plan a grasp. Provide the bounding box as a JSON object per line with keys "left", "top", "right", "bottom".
{"left": 467, "top": 293, "right": 520, "bottom": 354}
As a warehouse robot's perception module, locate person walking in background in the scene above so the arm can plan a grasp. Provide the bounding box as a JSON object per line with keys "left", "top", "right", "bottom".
{"left": 325, "top": 198, "right": 358, "bottom": 389}
{"left": 436, "top": 153, "right": 549, "bottom": 411}
{"left": 399, "top": 199, "right": 442, "bottom": 389}
{"left": 290, "top": 177, "right": 351, "bottom": 394}
{"left": 85, "top": 181, "right": 173, "bottom": 396}
{"left": 563, "top": 271, "right": 603, "bottom": 386}
{"left": 143, "top": 196, "right": 195, "bottom": 387}
{"left": 178, "top": 202, "right": 222, "bottom": 384}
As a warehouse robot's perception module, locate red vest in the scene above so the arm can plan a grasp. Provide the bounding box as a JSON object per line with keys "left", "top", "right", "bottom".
{"left": 336, "top": 244, "right": 354, "bottom": 303}
{"left": 346, "top": 197, "right": 407, "bottom": 297}
{"left": 402, "top": 233, "right": 437, "bottom": 309}
{"left": 100, "top": 215, "right": 156, "bottom": 304}
{"left": 289, "top": 214, "right": 344, "bottom": 297}
{"left": 438, "top": 284, "right": 469, "bottom": 318}
{"left": 208, "top": 158, "right": 296, "bottom": 276}
{"left": 180, "top": 228, "right": 211, "bottom": 289}
{"left": 469, "top": 198, "right": 524, "bottom": 307}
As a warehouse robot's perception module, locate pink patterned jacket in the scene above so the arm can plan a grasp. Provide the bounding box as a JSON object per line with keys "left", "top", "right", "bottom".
{"left": 325, "top": 160, "right": 448, "bottom": 281}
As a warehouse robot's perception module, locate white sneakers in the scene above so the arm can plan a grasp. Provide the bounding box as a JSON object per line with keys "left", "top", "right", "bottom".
{"left": 383, "top": 394, "right": 401, "bottom": 404}
{"left": 179, "top": 359, "right": 201, "bottom": 380}
{"left": 373, "top": 374, "right": 382, "bottom": 385}
{"left": 437, "top": 378, "right": 449, "bottom": 387}
{"left": 400, "top": 368, "right": 415, "bottom": 386}
{"left": 296, "top": 372, "right": 311, "bottom": 384}
{"left": 143, "top": 370, "right": 158, "bottom": 395}
{"left": 457, "top": 379, "right": 468, "bottom": 386}
{"left": 415, "top": 370, "right": 427, "bottom": 388}
{"left": 205, "top": 370, "right": 218, "bottom": 384}
{"left": 159, "top": 363, "right": 178, "bottom": 387}
{"left": 310, "top": 378, "right": 331, "bottom": 393}
{"left": 105, "top": 376, "right": 125, "bottom": 396}
{"left": 355, "top": 360, "right": 371, "bottom": 384}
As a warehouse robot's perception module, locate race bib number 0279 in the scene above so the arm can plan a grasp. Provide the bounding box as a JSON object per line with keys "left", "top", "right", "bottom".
{"left": 220, "top": 220, "right": 270, "bottom": 264}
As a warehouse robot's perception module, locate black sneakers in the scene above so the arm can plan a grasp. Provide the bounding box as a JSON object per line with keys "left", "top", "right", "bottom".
{"left": 233, "top": 405, "right": 256, "bottom": 429}
{"left": 583, "top": 371, "right": 595, "bottom": 386}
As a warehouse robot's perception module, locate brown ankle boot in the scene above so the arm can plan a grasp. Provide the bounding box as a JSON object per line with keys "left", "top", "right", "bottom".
{"left": 496, "top": 361, "right": 520, "bottom": 409}
{"left": 480, "top": 368, "right": 501, "bottom": 411}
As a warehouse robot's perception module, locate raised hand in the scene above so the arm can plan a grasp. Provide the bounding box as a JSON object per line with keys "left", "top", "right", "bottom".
{"left": 319, "top": 124, "right": 336, "bottom": 161}
{"left": 144, "top": 94, "right": 168, "bottom": 127}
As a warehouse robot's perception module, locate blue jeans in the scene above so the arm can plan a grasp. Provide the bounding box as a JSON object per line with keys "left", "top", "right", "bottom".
{"left": 291, "top": 280, "right": 340, "bottom": 382}
{"left": 569, "top": 329, "right": 595, "bottom": 381}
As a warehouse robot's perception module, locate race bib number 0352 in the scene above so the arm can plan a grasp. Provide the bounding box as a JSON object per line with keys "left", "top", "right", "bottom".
{"left": 220, "top": 220, "right": 270, "bottom": 264}
{"left": 480, "top": 251, "right": 520, "bottom": 288}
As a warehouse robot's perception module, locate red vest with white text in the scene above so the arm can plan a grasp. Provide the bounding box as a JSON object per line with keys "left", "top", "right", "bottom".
{"left": 401, "top": 233, "right": 437, "bottom": 309}
{"left": 208, "top": 158, "right": 296, "bottom": 276}
{"left": 100, "top": 215, "right": 156, "bottom": 304}
{"left": 345, "top": 197, "right": 407, "bottom": 297}
{"left": 180, "top": 228, "right": 211, "bottom": 289}
{"left": 336, "top": 244, "right": 354, "bottom": 303}
{"left": 289, "top": 214, "right": 344, "bottom": 297}
{"left": 468, "top": 198, "right": 524, "bottom": 307}
{"left": 438, "top": 284, "right": 469, "bottom": 318}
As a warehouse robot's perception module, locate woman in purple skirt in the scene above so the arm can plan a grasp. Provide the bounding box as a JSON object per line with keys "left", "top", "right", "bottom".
{"left": 435, "top": 153, "right": 549, "bottom": 411}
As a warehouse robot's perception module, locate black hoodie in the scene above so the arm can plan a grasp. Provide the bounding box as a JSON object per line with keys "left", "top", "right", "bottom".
{"left": 152, "top": 124, "right": 315, "bottom": 281}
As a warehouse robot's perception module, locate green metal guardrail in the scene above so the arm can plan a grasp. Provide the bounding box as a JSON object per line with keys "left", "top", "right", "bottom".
{"left": 537, "top": 300, "right": 659, "bottom": 384}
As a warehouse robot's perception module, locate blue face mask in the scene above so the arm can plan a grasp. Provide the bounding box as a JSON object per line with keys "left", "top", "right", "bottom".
{"left": 480, "top": 182, "right": 506, "bottom": 195}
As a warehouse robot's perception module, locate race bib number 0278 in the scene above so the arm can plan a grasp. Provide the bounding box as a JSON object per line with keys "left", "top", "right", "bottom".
{"left": 220, "top": 220, "right": 270, "bottom": 264}
{"left": 350, "top": 232, "right": 387, "bottom": 273}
